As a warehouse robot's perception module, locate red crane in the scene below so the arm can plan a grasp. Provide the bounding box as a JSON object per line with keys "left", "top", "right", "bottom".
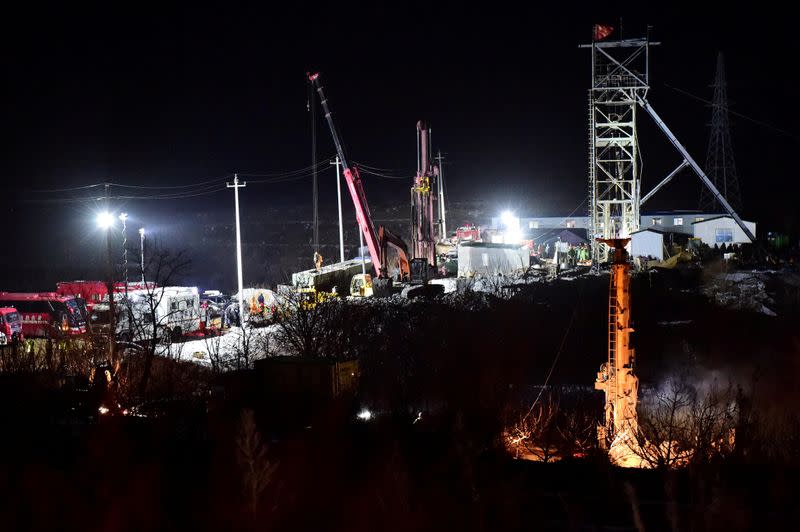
{"left": 307, "top": 72, "right": 384, "bottom": 276}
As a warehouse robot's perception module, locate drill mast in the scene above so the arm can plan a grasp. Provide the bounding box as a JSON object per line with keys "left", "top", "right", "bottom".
{"left": 594, "top": 238, "right": 639, "bottom": 446}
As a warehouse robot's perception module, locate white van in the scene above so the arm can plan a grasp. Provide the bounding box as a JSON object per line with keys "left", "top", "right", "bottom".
{"left": 93, "top": 286, "right": 200, "bottom": 342}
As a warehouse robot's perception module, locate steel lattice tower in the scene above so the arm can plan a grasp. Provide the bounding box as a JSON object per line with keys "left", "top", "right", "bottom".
{"left": 700, "top": 53, "right": 742, "bottom": 212}
{"left": 583, "top": 37, "right": 653, "bottom": 262}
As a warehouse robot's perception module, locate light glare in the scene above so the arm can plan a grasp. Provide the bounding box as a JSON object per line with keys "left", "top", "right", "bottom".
{"left": 97, "top": 212, "right": 115, "bottom": 229}
{"left": 500, "top": 210, "right": 516, "bottom": 228}
{"left": 500, "top": 210, "right": 521, "bottom": 244}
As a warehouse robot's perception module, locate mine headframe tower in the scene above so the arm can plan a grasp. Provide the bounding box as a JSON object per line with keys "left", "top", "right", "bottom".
{"left": 583, "top": 31, "right": 755, "bottom": 262}
{"left": 594, "top": 238, "right": 639, "bottom": 447}
{"left": 582, "top": 36, "right": 655, "bottom": 262}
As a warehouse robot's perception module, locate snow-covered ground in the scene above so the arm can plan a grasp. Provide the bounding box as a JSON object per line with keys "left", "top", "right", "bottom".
{"left": 165, "top": 325, "right": 280, "bottom": 367}
{"left": 702, "top": 270, "right": 777, "bottom": 316}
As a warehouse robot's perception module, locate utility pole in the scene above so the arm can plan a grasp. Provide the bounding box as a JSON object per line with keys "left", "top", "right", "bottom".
{"left": 103, "top": 182, "right": 116, "bottom": 365}
{"left": 227, "top": 174, "right": 247, "bottom": 329}
{"left": 119, "top": 213, "right": 128, "bottom": 298}
{"left": 139, "top": 228, "right": 145, "bottom": 285}
{"left": 435, "top": 151, "right": 447, "bottom": 239}
{"left": 331, "top": 156, "right": 345, "bottom": 263}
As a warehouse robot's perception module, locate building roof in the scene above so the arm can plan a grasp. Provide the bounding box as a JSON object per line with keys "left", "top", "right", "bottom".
{"left": 642, "top": 210, "right": 723, "bottom": 216}
{"left": 525, "top": 228, "right": 588, "bottom": 245}
{"left": 690, "top": 215, "right": 751, "bottom": 225}
{"left": 630, "top": 228, "right": 667, "bottom": 235}
{"left": 555, "top": 229, "right": 588, "bottom": 245}
{"left": 459, "top": 241, "right": 525, "bottom": 250}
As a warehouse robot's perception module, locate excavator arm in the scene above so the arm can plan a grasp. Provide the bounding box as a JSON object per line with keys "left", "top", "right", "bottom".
{"left": 378, "top": 226, "right": 411, "bottom": 281}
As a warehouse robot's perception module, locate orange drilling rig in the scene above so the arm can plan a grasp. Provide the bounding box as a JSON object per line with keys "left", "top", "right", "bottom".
{"left": 594, "top": 238, "right": 639, "bottom": 450}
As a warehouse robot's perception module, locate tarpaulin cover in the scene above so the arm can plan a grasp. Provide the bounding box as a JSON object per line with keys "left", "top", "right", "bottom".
{"left": 457, "top": 243, "right": 530, "bottom": 277}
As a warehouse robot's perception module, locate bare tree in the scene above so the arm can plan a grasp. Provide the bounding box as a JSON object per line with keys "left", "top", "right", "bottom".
{"left": 203, "top": 331, "right": 226, "bottom": 373}
{"left": 557, "top": 397, "right": 599, "bottom": 459}
{"left": 687, "top": 382, "right": 738, "bottom": 465}
{"left": 115, "top": 244, "right": 191, "bottom": 400}
{"left": 237, "top": 409, "right": 279, "bottom": 520}
{"left": 618, "top": 376, "right": 739, "bottom": 469}
{"left": 505, "top": 393, "right": 560, "bottom": 462}
{"left": 231, "top": 323, "right": 256, "bottom": 370}
{"left": 272, "top": 290, "right": 346, "bottom": 359}
{"left": 621, "top": 378, "right": 695, "bottom": 469}
{"left": 0, "top": 335, "right": 99, "bottom": 377}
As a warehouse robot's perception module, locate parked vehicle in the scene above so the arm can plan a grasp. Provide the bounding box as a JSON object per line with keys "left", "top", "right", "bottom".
{"left": 90, "top": 286, "right": 201, "bottom": 342}
{"left": 0, "top": 307, "right": 23, "bottom": 344}
{"left": 0, "top": 292, "right": 87, "bottom": 338}
{"left": 200, "top": 290, "right": 229, "bottom": 319}
{"left": 349, "top": 273, "right": 373, "bottom": 298}
{"left": 56, "top": 280, "right": 157, "bottom": 312}
{"left": 456, "top": 224, "right": 481, "bottom": 242}
{"left": 232, "top": 288, "right": 280, "bottom": 323}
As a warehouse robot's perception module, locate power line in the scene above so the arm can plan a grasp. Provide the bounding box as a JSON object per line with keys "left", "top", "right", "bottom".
{"left": 244, "top": 165, "right": 332, "bottom": 184}
{"left": 521, "top": 279, "right": 585, "bottom": 422}
{"left": 25, "top": 159, "right": 335, "bottom": 195}
{"left": 29, "top": 183, "right": 104, "bottom": 193}
{"left": 235, "top": 157, "right": 334, "bottom": 177}
{"left": 356, "top": 167, "right": 412, "bottom": 180}
{"left": 20, "top": 169, "right": 328, "bottom": 203}
{"left": 352, "top": 161, "right": 406, "bottom": 173}
{"left": 113, "top": 186, "right": 229, "bottom": 200}
{"left": 104, "top": 176, "right": 230, "bottom": 190}
{"left": 664, "top": 82, "right": 799, "bottom": 141}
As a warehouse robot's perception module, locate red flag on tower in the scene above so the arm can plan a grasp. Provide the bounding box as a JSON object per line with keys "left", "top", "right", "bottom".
{"left": 593, "top": 24, "right": 614, "bottom": 41}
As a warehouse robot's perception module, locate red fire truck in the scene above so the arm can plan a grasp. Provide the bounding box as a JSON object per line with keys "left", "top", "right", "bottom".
{"left": 456, "top": 224, "right": 481, "bottom": 242}
{"left": 56, "top": 281, "right": 107, "bottom": 311}
{"left": 56, "top": 280, "right": 155, "bottom": 311}
{"left": 0, "top": 293, "right": 87, "bottom": 338}
{"left": 0, "top": 307, "right": 23, "bottom": 345}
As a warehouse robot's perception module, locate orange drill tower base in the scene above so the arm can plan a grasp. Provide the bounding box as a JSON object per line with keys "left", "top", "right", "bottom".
{"left": 594, "top": 238, "right": 639, "bottom": 448}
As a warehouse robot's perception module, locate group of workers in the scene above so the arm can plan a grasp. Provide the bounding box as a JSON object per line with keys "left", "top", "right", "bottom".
{"left": 535, "top": 238, "right": 591, "bottom": 267}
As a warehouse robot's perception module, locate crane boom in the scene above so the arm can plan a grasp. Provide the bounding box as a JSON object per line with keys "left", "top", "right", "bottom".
{"left": 308, "top": 72, "right": 383, "bottom": 275}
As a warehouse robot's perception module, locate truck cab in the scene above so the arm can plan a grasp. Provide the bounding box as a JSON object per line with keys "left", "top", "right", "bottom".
{"left": 349, "top": 274, "right": 373, "bottom": 298}
{"left": 0, "top": 307, "right": 23, "bottom": 345}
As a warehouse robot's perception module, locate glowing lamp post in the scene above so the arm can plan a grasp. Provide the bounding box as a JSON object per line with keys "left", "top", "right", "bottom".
{"left": 97, "top": 211, "right": 114, "bottom": 230}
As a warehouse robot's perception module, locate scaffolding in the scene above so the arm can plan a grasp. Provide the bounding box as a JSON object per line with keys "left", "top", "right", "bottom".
{"left": 582, "top": 37, "right": 655, "bottom": 262}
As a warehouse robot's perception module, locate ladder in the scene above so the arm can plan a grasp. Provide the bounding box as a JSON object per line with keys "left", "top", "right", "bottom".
{"left": 607, "top": 278, "right": 618, "bottom": 408}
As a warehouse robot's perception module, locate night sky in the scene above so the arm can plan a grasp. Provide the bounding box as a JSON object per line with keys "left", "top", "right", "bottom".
{"left": 3, "top": 5, "right": 799, "bottom": 287}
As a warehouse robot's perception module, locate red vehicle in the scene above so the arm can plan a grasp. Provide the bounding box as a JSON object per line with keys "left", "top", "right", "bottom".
{"left": 0, "top": 307, "right": 23, "bottom": 345}
{"left": 456, "top": 224, "right": 481, "bottom": 242}
{"left": 0, "top": 293, "right": 87, "bottom": 338}
{"left": 56, "top": 280, "right": 156, "bottom": 311}
{"left": 56, "top": 281, "right": 108, "bottom": 311}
